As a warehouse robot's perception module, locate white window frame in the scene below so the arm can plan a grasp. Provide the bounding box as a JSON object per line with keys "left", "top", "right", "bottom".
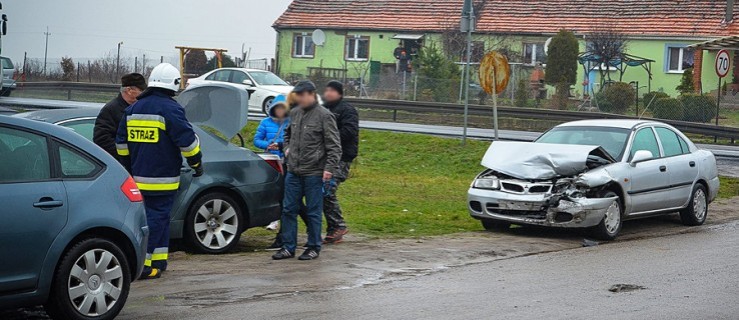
{"left": 345, "top": 35, "right": 370, "bottom": 61}
{"left": 523, "top": 43, "right": 546, "bottom": 65}
{"left": 665, "top": 45, "right": 694, "bottom": 73}
{"left": 293, "top": 33, "right": 314, "bottom": 58}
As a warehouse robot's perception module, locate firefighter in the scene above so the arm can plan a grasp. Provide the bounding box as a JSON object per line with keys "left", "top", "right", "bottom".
{"left": 115, "top": 63, "right": 203, "bottom": 280}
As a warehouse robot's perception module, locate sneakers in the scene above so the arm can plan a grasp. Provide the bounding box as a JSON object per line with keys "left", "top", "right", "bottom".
{"left": 298, "top": 249, "right": 320, "bottom": 260}
{"left": 323, "top": 228, "right": 348, "bottom": 244}
{"left": 271, "top": 248, "right": 295, "bottom": 260}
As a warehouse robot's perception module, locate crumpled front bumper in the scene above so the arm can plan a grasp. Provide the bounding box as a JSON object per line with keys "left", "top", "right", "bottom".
{"left": 468, "top": 187, "right": 617, "bottom": 228}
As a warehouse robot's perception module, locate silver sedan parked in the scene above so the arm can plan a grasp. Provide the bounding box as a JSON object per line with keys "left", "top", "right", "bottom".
{"left": 468, "top": 120, "right": 719, "bottom": 240}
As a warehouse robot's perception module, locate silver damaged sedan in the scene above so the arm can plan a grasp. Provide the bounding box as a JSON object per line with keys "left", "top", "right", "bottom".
{"left": 468, "top": 120, "right": 720, "bottom": 240}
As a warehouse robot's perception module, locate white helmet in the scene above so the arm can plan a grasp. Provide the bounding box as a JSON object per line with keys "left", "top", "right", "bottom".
{"left": 148, "top": 63, "right": 181, "bottom": 92}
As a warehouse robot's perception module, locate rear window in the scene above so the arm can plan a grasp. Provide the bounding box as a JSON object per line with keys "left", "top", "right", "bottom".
{"left": 1, "top": 57, "right": 14, "bottom": 69}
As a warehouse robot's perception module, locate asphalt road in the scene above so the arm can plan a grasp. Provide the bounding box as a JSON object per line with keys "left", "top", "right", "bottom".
{"left": 147, "top": 220, "right": 739, "bottom": 320}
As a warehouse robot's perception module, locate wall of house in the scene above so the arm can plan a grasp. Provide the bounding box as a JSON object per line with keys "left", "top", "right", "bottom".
{"left": 276, "top": 29, "right": 720, "bottom": 98}
{"left": 275, "top": 28, "right": 408, "bottom": 79}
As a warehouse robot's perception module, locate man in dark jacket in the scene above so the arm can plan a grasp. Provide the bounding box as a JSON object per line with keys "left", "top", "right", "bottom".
{"left": 321, "top": 80, "right": 359, "bottom": 244}
{"left": 93, "top": 73, "right": 147, "bottom": 158}
{"left": 272, "top": 80, "right": 341, "bottom": 261}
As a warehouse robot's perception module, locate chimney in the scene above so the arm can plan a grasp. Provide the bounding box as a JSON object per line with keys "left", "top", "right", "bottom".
{"left": 728, "top": 0, "right": 735, "bottom": 23}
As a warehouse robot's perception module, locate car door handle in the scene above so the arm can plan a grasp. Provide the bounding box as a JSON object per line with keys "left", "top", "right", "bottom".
{"left": 659, "top": 165, "right": 667, "bottom": 172}
{"left": 689, "top": 161, "right": 696, "bottom": 167}
{"left": 33, "top": 198, "right": 64, "bottom": 209}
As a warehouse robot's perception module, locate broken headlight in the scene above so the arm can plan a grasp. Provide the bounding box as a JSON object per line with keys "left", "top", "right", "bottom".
{"left": 473, "top": 177, "right": 500, "bottom": 190}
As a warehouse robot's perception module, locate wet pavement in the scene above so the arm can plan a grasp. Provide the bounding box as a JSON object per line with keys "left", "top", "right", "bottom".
{"left": 4, "top": 197, "right": 739, "bottom": 319}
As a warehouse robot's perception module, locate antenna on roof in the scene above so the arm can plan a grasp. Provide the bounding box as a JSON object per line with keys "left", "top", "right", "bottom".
{"left": 312, "top": 29, "right": 326, "bottom": 46}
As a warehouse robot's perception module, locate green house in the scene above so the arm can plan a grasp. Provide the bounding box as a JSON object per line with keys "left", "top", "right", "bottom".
{"left": 273, "top": 0, "right": 739, "bottom": 97}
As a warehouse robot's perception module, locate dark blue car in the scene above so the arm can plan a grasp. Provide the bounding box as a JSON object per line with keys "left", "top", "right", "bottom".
{"left": 0, "top": 115, "right": 147, "bottom": 320}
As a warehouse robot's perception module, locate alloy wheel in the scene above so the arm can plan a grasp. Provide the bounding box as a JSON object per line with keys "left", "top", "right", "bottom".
{"left": 67, "top": 249, "right": 124, "bottom": 317}
{"left": 693, "top": 188, "right": 707, "bottom": 221}
{"left": 193, "top": 199, "right": 239, "bottom": 250}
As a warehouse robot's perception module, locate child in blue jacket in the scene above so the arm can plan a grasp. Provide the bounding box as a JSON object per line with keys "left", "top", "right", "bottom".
{"left": 254, "top": 94, "right": 289, "bottom": 157}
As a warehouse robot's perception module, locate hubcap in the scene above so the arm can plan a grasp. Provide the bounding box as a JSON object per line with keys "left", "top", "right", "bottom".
{"left": 193, "top": 199, "right": 239, "bottom": 250}
{"left": 67, "top": 249, "right": 123, "bottom": 317}
{"left": 604, "top": 200, "right": 621, "bottom": 235}
{"left": 693, "top": 189, "right": 707, "bottom": 221}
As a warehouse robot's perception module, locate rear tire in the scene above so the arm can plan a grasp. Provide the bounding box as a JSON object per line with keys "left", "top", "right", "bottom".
{"left": 262, "top": 96, "right": 275, "bottom": 115}
{"left": 590, "top": 191, "right": 622, "bottom": 241}
{"left": 44, "top": 238, "right": 130, "bottom": 320}
{"left": 481, "top": 219, "right": 511, "bottom": 231}
{"left": 680, "top": 184, "right": 708, "bottom": 226}
{"left": 186, "top": 192, "right": 244, "bottom": 254}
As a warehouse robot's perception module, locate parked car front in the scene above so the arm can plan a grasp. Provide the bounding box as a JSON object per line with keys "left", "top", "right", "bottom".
{"left": 0, "top": 115, "right": 147, "bottom": 320}
{"left": 468, "top": 120, "right": 719, "bottom": 240}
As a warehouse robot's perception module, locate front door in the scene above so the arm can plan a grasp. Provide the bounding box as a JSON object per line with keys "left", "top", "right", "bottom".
{"left": 0, "top": 126, "right": 67, "bottom": 293}
{"left": 626, "top": 127, "right": 671, "bottom": 214}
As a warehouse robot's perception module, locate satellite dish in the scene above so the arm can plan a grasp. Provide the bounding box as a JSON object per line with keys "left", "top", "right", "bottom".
{"left": 312, "top": 29, "right": 326, "bottom": 46}
{"left": 544, "top": 37, "right": 553, "bottom": 53}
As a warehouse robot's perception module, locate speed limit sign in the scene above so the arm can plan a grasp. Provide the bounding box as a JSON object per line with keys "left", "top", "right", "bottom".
{"left": 716, "top": 49, "right": 731, "bottom": 78}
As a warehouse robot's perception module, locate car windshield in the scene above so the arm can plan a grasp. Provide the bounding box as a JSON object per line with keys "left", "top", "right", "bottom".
{"left": 535, "top": 126, "right": 630, "bottom": 160}
{"left": 249, "top": 71, "right": 288, "bottom": 86}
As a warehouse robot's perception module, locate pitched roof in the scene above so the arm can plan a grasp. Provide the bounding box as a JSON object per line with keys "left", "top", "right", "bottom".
{"left": 274, "top": 0, "right": 739, "bottom": 38}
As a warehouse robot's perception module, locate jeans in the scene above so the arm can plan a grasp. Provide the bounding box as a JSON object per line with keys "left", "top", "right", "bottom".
{"left": 324, "top": 161, "right": 351, "bottom": 233}
{"left": 281, "top": 172, "right": 323, "bottom": 253}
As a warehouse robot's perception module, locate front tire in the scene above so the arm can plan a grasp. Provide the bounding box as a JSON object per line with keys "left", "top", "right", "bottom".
{"left": 481, "top": 219, "right": 511, "bottom": 231}
{"left": 591, "top": 191, "right": 622, "bottom": 240}
{"left": 45, "top": 238, "right": 131, "bottom": 320}
{"left": 186, "top": 192, "right": 244, "bottom": 254}
{"left": 680, "top": 184, "right": 708, "bottom": 226}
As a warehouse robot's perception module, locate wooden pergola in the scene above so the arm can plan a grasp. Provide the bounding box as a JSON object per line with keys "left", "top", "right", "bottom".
{"left": 689, "top": 35, "right": 739, "bottom": 93}
{"left": 175, "top": 46, "right": 228, "bottom": 90}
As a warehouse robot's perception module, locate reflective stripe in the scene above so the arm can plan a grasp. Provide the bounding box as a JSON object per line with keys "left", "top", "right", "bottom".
{"left": 133, "top": 176, "right": 180, "bottom": 191}
{"left": 180, "top": 136, "right": 201, "bottom": 157}
{"left": 127, "top": 114, "right": 167, "bottom": 131}
{"left": 116, "top": 143, "right": 129, "bottom": 156}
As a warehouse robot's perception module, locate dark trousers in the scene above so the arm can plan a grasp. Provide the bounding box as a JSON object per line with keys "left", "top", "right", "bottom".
{"left": 143, "top": 194, "right": 174, "bottom": 272}
{"left": 324, "top": 161, "right": 351, "bottom": 233}
{"left": 281, "top": 172, "right": 323, "bottom": 253}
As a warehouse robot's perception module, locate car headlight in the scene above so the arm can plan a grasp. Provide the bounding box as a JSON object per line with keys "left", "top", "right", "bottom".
{"left": 473, "top": 177, "right": 500, "bottom": 190}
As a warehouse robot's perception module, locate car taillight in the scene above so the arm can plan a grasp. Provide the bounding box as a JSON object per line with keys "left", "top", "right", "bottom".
{"left": 264, "top": 159, "right": 284, "bottom": 175}
{"left": 121, "top": 176, "right": 143, "bottom": 202}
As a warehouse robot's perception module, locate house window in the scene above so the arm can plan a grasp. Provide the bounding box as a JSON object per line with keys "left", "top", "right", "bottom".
{"left": 666, "top": 46, "right": 694, "bottom": 72}
{"left": 293, "top": 34, "right": 314, "bottom": 58}
{"left": 524, "top": 43, "right": 547, "bottom": 65}
{"left": 345, "top": 36, "right": 370, "bottom": 61}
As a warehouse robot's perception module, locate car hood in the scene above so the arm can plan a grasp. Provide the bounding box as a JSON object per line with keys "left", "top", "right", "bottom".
{"left": 481, "top": 141, "right": 616, "bottom": 180}
{"left": 259, "top": 85, "right": 293, "bottom": 94}
{"left": 177, "top": 83, "right": 249, "bottom": 140}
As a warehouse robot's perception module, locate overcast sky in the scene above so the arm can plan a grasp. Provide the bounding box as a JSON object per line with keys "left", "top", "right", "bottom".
{"left": 3, "top": 0, "right": 292, "bottom": 66}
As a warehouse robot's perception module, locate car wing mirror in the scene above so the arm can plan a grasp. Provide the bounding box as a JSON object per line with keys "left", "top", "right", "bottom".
{"left": 242, "top": 79, "right": 255, "bottom": 87}
{"left": 630, "top": 150, "right": 653, "bottom": 166}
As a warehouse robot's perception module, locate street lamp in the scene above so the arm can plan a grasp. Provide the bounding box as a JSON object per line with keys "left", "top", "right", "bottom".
{"left": 116, "top": 41, "right": 123, "bottom": 80}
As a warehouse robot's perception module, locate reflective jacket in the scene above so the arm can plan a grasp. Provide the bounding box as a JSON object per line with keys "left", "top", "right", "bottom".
{"left": 115, "top": 88, "right": 202, "bottom": 195}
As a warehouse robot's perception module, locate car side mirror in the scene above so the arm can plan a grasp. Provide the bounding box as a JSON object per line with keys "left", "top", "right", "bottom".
{"left": 242, "top": 79, "right": 254, "bottom": 87}
{"left": 630, "top": 150, "right": 653, "bottom": 166}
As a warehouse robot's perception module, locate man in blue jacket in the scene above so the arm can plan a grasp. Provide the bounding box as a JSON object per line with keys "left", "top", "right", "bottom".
{"left": 116, "top": 63, "right": 203, "bottom": 279}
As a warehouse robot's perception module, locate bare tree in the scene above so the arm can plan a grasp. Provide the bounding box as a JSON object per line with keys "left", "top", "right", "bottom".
{"left": 585, "top": 24, "right": 628, "bottom": 86}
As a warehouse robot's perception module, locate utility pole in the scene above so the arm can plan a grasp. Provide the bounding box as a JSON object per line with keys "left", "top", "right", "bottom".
{"left": 116, "top": 41, "right": 123, "bottom": 81}
{"left": 43, "top": 26, "right": 51, "bottom": 77}
{"left": 460, "top": 0, "right": 474, "bottom": 145}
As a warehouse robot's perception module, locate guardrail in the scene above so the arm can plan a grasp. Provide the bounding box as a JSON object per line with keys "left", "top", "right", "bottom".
{"left": 345, "top": 98, "right": 739, "bottom": 142}
{"left": 12, "top": 82, "right": 739, "bottom": 141}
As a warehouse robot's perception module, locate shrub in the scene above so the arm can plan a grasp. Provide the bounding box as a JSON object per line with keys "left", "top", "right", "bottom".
{"left": 598, "top": 82, "right": 635, "bottom": 114}
{"left": 513, "top": 79, "right": 530, "bottom": 108}
{"left": 651, "top": 97, "right": 683, "bottom": 120}
{"left": 680, "top": 94, "right": 717, "bottom": 123}
{"left": 643, "top": 91, "right": 669, "bottom": 108}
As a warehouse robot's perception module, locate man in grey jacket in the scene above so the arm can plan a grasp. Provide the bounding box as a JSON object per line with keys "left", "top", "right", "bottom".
{"left": 272, "top": 80, "right": 342, "bottom": 261}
